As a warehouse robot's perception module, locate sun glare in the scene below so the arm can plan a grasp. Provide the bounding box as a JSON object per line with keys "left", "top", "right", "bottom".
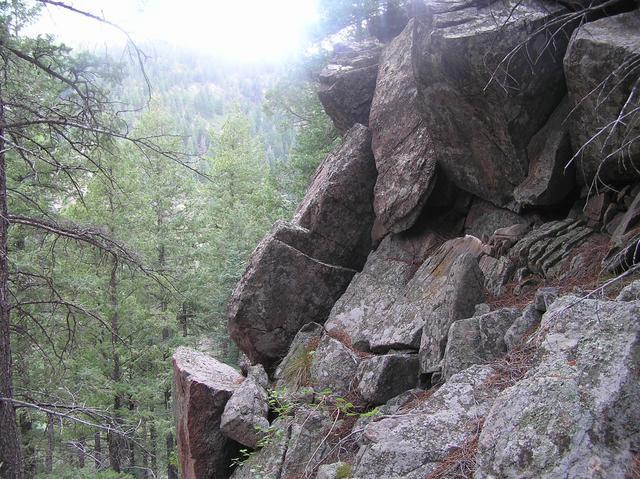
{"left": 29, "top": 0, "right": 319, "bottom": 63}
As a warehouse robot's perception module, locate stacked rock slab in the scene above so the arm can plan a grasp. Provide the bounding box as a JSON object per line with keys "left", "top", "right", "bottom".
{"left": 369, "top": 19, "right": 437, "bottom": 240}
{"left": 228, "top": 124, "right": 377, "bottom": 370}
{"left": 412, "top": 0, "right": 570, "bottom": 207}
{"left": 173, "top": 347, "right": 243, "bottom": 479}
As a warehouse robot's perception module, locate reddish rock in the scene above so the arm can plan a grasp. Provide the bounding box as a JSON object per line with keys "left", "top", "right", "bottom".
{"left": 369, "top": 20, "right": 437, "bottom": 240}
{"left": 318, "top": 41, "right": 382, "bottom": 133}
{"left": 293, "top": 123, "right": 377, "bottom": 269}
{"left": 227, "top": 232, "right": 355, "bottom": 370}
{"left": 173, "top": 347, "right": 243, "bottom": 479}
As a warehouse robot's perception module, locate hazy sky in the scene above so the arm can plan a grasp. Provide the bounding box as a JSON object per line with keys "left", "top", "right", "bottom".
{"left": 27, "top": 0, "right": 319, "bottom": 63}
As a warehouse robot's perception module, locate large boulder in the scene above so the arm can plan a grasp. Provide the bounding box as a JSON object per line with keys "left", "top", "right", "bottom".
{"left": 514, "top": 97, "right": 575, "bottom": 206}
{"left": 293, "top": 124, "right": 377, "bottom": 270}
{"left": 464, "top": 198, "right": 527, "bottom": 240}
{"left": 369, "top": 20, "right": 437, "bottom": 239}
{"left": 564, "top": 10, "right": 640, "bottom": 185}
{"left": 227, "top": 229, "right": 355, "bottom": 370}
{"left": 351, "top": 365, "right": 495, "bottom": 479}
{"left": 220, "top": 365, "right": 270, "bottom": 449}
{"left": 318, "top": 41, "right": 383, "bottom": 133}
{"left": 443, "top": 308, "right": 520, "bottom": 379}
{"left": 476, "top": 296, "right": 640, "bottom": 478}
{"left": 229, "top": 125, "right": 377, "bottom": 370}
{"left": 412, "top": 0, "right": 570, "bottom": 207}
{"left": 173, "top": 347, "right": 243, "bottom": 479}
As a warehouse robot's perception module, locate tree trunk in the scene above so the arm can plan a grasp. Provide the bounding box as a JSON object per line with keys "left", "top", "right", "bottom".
{"left": 149, "top": 419, "right": 157, "bottom": 476}
{"left": 141, "top": 420, "right": 149, "bottom": 479}
{"left": 78, "top": 434, "right": 86, "bottom": 469}
{"left": 45, "top": 414, "right": 54, "bottom": 473}
{"left": 94, "top": 431, "right": 102, "bottom": 470}
{"left": 0, "top": 91, "right": 24, "bottom": 479}
{"left": 107, "top": 256, "right": 124, "bottom": 473}
{"left": 18, "top": 413, "right": 35, "bottom": 479}
{"left": 166, "top": 433, "right": 178, "bottom": 479}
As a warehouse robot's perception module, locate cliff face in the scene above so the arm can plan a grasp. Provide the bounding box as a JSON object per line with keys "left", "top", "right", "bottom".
{"left": 174, "top": 2, "right": 640, "bottom": 478}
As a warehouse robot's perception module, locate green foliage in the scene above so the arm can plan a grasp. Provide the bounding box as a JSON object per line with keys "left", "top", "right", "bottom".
{"left": 336, "top": 462, "right": 353, "bottom": 479}
{"left": 38, "top": 468, "right": 134, "bottom": 479}
{"left": 267, "top": 388, "right": 295, "bottom": 417}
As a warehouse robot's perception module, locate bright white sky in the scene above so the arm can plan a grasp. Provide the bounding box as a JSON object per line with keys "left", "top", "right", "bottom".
{"left": 27, "top": 0, "right": 320, "bottom": 63}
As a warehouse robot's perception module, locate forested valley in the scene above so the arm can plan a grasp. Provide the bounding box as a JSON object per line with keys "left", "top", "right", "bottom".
{"left": 0, "top": 1, "right": 350, "bottom": 477}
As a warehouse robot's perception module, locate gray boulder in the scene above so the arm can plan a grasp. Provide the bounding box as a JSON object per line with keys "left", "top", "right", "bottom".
{"left": 356, "top": 352, "right": 419, "bottom": 405}
{"left": 318, "top": 41, "right": 382, "bottom": 133}
{"left": 324, "top": 229, "right": 464, "bottom": 353}
{"left": 476, "top": 296, "right": 640, "bottom": 478}
{"left": 504, "top": 304, "right": 542, "bottom": 351}
{"left": 310, "top": 334, "right": 360, "bottom": 396}
{"left": 351, "top": 365, "right": 495, "bottom": 479}
{"left": 229, "top": 125, "right": 378, "bottom": 370}
{"left": 412, "top": 0, "right": 570, "bottom": 207}
{"left": 617, "top": 280, "right": 640, "bottom": 302}
{"left": 604, "top": 189, "right": 640, "bottom": 273}
{"left": 419, "top": 244, "right": 486, "bottom": 376}
{"left": 220, "top": 365, "right": 270, "bottom": 449}
{"left": 443, "top": 308, "right": 519, "bottom": 379}
{"left": 369, "top": 20, "right": 437, "bottom": 239}
{"left": 564, "top": 11, "right": 640, "bottom": 184}
{"left": 514, "top": 97, "right": 575, "bottom": 206}
{"left": 173, "top": 347, "right": 242, "bottom": 479}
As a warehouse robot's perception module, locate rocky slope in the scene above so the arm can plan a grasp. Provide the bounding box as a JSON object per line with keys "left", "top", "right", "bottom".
{"left": 174, "top": 2, "right": 640, "bottom": 478}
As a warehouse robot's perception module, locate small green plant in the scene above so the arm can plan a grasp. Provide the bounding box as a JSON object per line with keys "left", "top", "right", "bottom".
{"left": 336, "top": 462, "right": 352, "bottom": 479}
{"left": 255, "top": 423, "right": 284, "bottom": 448}
{"left": 267, "top": 387, "right": 294, "bottom": 416}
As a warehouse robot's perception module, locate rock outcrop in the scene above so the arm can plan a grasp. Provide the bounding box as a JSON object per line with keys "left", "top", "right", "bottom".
{"left": 173, "top": 347, "right": 243, "bottom": 479}
{"left": 177, "top": 4, "right": 640, "bottom": 478}
{"left": 369, "top": 20, "right": 436, "bottom": 240}
{"left": 476, "top": 296, "right": 640, "bottom": 478}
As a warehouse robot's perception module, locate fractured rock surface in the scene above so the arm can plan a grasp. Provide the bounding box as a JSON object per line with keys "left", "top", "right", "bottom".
{"left": 476, "top": 296, "right": 640, "bottom": 478}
